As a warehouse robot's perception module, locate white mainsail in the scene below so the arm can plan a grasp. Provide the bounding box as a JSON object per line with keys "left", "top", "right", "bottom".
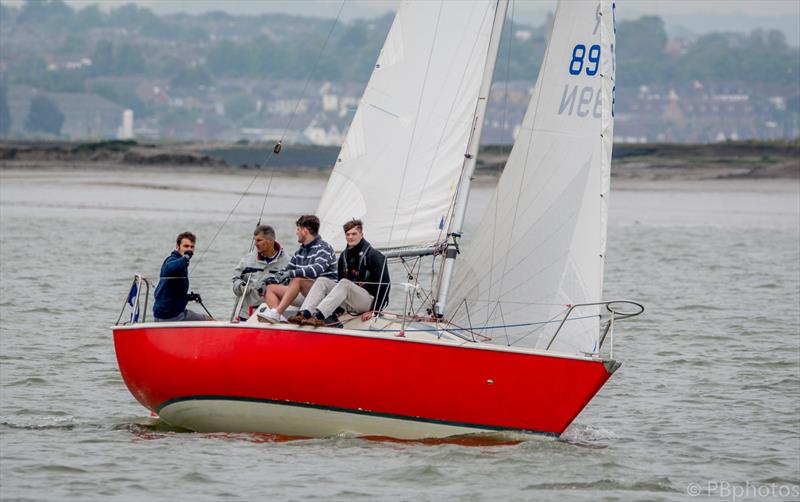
{"left": 449, "top": 0, "right": 617, "bottom": 355}
{"left": 317, "top": 0, "right": 505, "bottom": 252}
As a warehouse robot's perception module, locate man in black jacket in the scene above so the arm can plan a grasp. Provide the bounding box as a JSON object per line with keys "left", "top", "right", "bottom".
{"left": 289, "top": 219, "right": 390, "bottom": 326}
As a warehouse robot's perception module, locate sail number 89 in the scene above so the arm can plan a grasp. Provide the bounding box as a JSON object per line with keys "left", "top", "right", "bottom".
{"left": 569, "top": 44, "right": 601, "bottom": 76}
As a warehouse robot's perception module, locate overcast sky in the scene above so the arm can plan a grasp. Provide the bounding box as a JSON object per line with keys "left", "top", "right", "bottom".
{"left": 5, "top": 0, "right": 799, "bottom": 45}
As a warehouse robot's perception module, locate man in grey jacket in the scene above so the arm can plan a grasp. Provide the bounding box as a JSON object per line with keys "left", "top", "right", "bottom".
{"left": 232, "top": 225, "right": 288, "bottom": 321}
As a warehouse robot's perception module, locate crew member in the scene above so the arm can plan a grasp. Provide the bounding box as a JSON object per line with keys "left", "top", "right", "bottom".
{"left": 290, "top": 218, "right": 390, "bottom": 327}
{"left": 153, "top": 231, "right": 210, "bottom": 322}
{"left": 255, "top": 215, "right": 337, "bottom": 323}
{"left": 232, "top": 224, "right": 288, "bottom": 321}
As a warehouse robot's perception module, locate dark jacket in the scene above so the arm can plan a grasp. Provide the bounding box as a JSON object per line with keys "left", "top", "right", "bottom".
{"left": 153, "top": 250, "right": 190, "bottom": 319}
{"left": 338, "top": 238, "right": 390, "bottom": 311}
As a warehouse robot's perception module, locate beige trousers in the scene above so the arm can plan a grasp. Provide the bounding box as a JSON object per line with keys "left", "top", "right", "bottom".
{"left": 301, "top": 277, "right": 373, "bottom": 318}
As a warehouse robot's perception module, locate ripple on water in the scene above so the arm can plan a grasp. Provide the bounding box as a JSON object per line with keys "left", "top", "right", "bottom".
{"left": 180, "top": 471, "right": 217, "bottom": 484}
{"left": 334, "top": 489, "right": 373, "bottom": 498}
{"left": 0, "top": 421, "right": 76, "bottom": 431}
{"left": 17, "top": 306, "right": 69, "bottom": 316}
{"left": 760, "top": 476, "right": 800, "bottom": 485}
{"left": 5, "top": 377, "right": 48, "bottom": 387}
{"left": 34, "top": 465, "right": 90, "bottom": 474}
{"left": 522, "top": 476, "right": 678, "bottom": 493}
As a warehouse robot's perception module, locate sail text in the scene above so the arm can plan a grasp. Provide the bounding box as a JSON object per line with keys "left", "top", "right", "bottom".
{"left": 558, "top": 84, "right": 602, "bottom": 118}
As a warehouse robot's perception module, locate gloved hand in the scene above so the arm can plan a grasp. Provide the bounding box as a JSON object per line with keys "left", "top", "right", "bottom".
{"left": 273, "top": 270, "right": 289, "bottom": 284}
{"left": 187, "top": 291, "right": 202, "bottom": 303}
{"left": 183, "top": 250, "right": 193, "bottom": 261}
{"left": 233, "top": 279, "right": 246, "bottom": 296}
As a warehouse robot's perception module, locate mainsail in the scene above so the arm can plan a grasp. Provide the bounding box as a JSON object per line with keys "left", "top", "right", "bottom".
{"left": 317, "top": 0, "right": 506, "bottom": 252}
{"left": 449, "top": 0, "right": 616, "bottom": 355}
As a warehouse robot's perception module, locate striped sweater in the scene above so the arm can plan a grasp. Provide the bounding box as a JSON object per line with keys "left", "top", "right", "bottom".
{"left": 284, "top": 235, "right": 337, "bottom": 280}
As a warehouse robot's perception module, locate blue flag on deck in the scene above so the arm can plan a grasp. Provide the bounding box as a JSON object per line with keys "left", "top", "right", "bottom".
{"left": 126, "top": 281, "right": 140, "bottom": 323}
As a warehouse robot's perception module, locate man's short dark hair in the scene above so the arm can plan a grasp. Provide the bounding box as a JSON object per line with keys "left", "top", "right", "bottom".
{"left": 296, "top": 215, "right": 320, "bottom": 236}
{"left": 176, "top": 231, "right": 196, "bottom": 246}
{"left": 253, "top": 225, "right": 275, "bottom": 239}
{"left": 343, "top": 219, "right": 363, "bottom": 233}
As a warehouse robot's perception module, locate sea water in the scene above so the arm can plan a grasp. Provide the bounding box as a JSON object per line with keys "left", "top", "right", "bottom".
{"left": 1, "top": 168, "right": 798, "bottom": 501}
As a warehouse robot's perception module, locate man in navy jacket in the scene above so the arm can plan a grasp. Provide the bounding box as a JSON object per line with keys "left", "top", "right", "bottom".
{"left": 153, "top": 231, "right": 210, "bottom": 322}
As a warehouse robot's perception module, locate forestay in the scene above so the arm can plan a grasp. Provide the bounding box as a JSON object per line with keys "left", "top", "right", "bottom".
{"left": 317, "top": 0, "right": 504, "bottom": 252}
{"left": 449, "top": 0, "right": 616, "bottom": 355}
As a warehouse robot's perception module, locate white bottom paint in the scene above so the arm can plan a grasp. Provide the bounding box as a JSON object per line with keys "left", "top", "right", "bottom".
{"left": 159, "top": 399, "right": 490, "bottom": 439}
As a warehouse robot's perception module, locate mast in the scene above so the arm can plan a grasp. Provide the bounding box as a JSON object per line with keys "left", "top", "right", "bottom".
{"left": 434, "top": 0, "right": 509, "bottom": 316}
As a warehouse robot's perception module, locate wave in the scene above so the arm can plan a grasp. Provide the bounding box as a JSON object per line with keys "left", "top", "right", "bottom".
{"left": 523, "top": 477, "right": 678, "bottom": 493}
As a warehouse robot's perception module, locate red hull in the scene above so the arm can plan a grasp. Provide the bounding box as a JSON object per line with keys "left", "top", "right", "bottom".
{"left": 113, "top": 323, "right": 616, "bottom": 436}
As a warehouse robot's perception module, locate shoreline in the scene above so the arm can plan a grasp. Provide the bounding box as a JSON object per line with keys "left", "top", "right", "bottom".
{"left": 1, "top": 139, "right": 798, "bottom": 187}
{"left": 2, "top": 163, "right": 797, "bottom": 194}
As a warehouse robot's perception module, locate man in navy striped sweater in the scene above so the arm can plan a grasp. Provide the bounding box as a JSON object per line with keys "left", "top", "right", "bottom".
{"left": 255, "top": 214, "right": 337, "bottom": 323}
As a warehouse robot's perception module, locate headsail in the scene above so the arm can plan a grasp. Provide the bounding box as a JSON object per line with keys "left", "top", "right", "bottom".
{"left": 449, "top": 0, "right": 617, "bottom": 355}
{"left": 317, "top": 0, "right": 506, "bottom": 252}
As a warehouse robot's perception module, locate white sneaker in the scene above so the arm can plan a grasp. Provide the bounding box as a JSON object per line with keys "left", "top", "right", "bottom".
{"left": 255, "top": 305, "right": 283, "bottom": 324}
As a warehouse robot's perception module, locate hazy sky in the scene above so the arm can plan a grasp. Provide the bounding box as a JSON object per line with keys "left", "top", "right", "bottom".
{"left": 5, "top": 0, "right": 799, "bottom": 44}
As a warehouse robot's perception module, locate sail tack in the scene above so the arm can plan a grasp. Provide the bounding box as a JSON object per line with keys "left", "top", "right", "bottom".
{"left": 317, "top": 0, "right": 504, "bottom": 251}
{"left": 450, "top": 0, "right": 617, "bottom": 355}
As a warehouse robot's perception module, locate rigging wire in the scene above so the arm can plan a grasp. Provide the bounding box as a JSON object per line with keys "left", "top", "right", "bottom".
{"left": 190, "top": 0, "right": 347, "bottom": 272}
{"left": 257, "top": 0, "right": 347, "bottom": 225}
{"left": 356, "top": 312, "right": 598, "bottom": 334}
{"left": 501, "top": 0, "right": 515, "bottom": 154}
{"left": 481, "top": 0, "right": 514, "bottom": 338}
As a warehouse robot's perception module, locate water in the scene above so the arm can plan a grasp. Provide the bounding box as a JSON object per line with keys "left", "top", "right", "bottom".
{"left": 1, "top": 168, "right": 798, "bottom": 501}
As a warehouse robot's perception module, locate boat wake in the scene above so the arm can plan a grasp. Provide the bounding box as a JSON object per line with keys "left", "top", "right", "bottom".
{"left": 125, "top": 417, "right": 305, "bottom": 443}
{"left": 557, "top": 423, "right": 617, "bottom": 448}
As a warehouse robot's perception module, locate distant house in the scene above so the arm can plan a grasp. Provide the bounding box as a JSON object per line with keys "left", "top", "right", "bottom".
{"left": 304, "top": 115, "right": 345, "bottom": 146}
{"left": 136, "top": 83, "right": 170, "bottom": 106}
{"left": 46, "top": 57, "right": 92, "bottom": 71}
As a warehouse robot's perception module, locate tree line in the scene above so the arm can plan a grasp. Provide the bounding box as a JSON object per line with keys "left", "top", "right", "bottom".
{"left": 1, "top": 0, "right": 798, "bottom": 136}
{"left": 0, "top": 81, "right": 64, "bottom": 136}
{"left": 1, "top": 0, "right": 797, "bottom": 90}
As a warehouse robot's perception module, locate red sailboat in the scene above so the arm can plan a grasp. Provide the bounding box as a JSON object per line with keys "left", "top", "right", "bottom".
{"left": 113, "top": 0, "right": 642, "bottom": 439}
